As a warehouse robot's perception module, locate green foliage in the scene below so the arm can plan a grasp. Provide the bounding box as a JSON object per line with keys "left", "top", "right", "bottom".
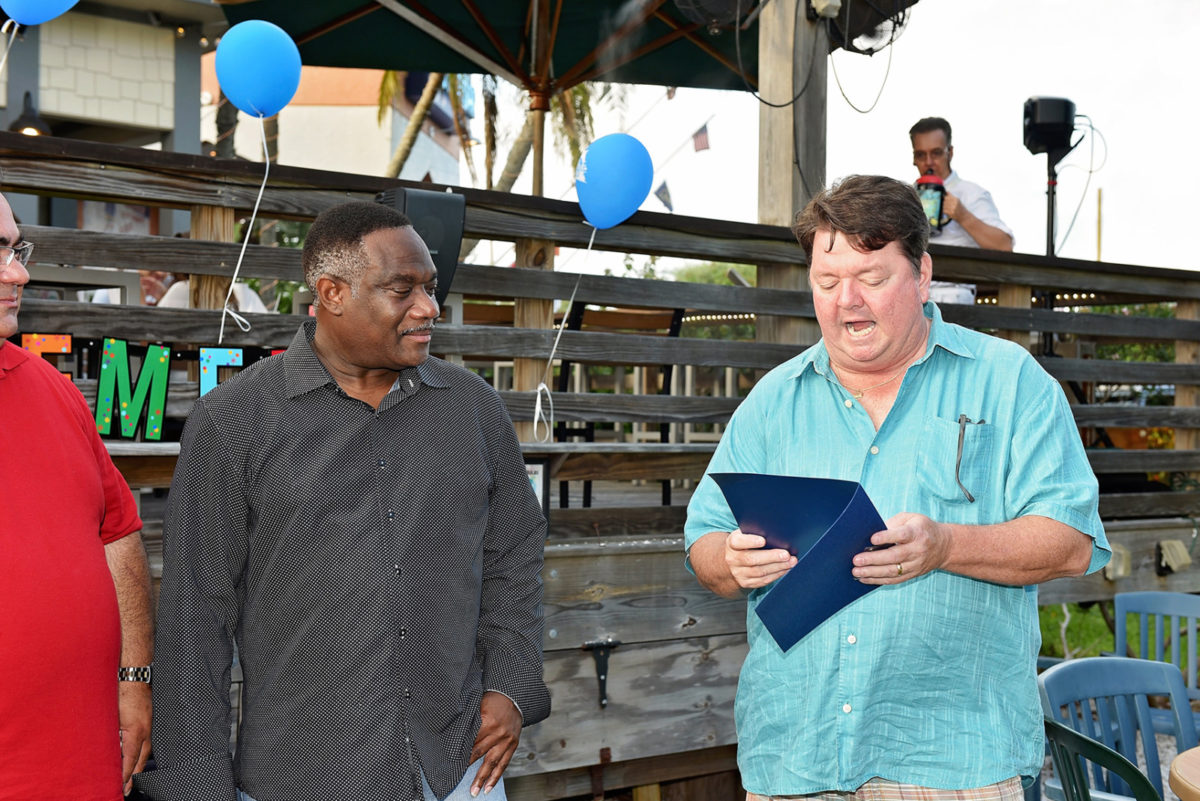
{"left": 606, "top": 253, "right": 660, "bottom": 280}
{"left": 240, "top": 218, "right": 310, "bottom": 314}
{"left": 377, "top": 70, "right": 400, "bottom": 126}
{"left": 673, "top": 261, "right": 756, "bottom": 287}
{"left": 1038, "top": 603, "right": 1113, "bottom": 659}
{"left": 1084, "top": 302, "right": 1176, "bottom": 363}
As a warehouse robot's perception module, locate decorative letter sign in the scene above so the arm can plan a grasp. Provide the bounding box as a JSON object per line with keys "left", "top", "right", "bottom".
{"left": 199, "top": 347, "right": 244, "bottom": 396}
{"left": 94, "top": 338, "right": 171, "bottom": 440}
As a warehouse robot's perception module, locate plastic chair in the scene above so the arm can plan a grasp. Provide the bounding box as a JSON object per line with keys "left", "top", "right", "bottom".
{"left": 1039, "top": 656, "right": 1197, "bottom": 800}
{"left": 1114, "top": 590, "right": 1200, "bottom": 736}
{"left": 1043, "top": 717, "right": 1161, "bottom": 801}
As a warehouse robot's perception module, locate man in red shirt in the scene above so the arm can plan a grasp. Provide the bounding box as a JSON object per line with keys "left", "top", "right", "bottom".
{"left": 0, "top": 191, "right": 154, "bottom": 800}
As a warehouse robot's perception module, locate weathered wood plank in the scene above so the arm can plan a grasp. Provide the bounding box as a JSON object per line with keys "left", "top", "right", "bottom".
{"left": 552, "top": 451, "right": 713, "bottom": 482}
{"left": 1037, "top": 358, "right": 1200, "bottom": 384}
{"left": 942, "top": 305, "right": 1200, "bottom": 341}
{"left": 442, "top": 327, "right": 800, "bottom": 368}
{"left": 502, "top": 391, "right": 741, "bottom": 424}
{"left": 1071, "top": 406, "right": 1200, "bottom": 428}
{"left": 465, "top": 204, "right": 803, "bottom": 264}
{"left": 1099, "top": 492, "right": 1200, "bottom": 518}
{"left": 506, "top": 745, "right": 738, "bottom": 801}
{"left": 542, "top": 537, "right": 745, "bottom": 650}
{"left": 509, "top": 633, "right": 745, "bottom": 777}
{"left": 110, "top": 455, "right": 177, "bottom": 488}
{"left": 19, "top": 299, "right": 300, "bottom": 347}
{"left": 26, "top": 225, "right": 303, "bottom": 282}
{"left": 456, "top": 264, "right": 813, "bottom": 316}
{"left": 547, "top": 506, "right": 689, "bottom": 539}
{"left": 931, "top": 247, "right": 1200, "bottom": 302}
{"left": 22, "top": 304, "right": 797, "bottom": 368}
{"left": 1087, "top": 450, "right": 1200, "bottom": 473}
{"left": 1040, "top": 519, "right": 1200, "bottom": 604}
{"left": 0, "top": 156, "right": 368, "bottom": 217}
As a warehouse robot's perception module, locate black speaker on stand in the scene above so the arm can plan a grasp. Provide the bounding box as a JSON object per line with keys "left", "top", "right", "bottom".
{"left": 1023, "top": 97, "right": 1081, "bottom": 359}
{"left": 374, "top": 187, "right": 466, "bottom": 309}
{"left": 1023, "top": 96, "right": 1079, "bottom": 257}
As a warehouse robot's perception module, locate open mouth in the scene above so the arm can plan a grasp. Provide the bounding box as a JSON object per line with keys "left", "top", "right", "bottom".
{"left": 845, "top": 320, "right": 875, "bottom": 337}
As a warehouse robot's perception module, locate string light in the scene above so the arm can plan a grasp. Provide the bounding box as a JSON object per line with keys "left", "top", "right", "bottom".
{"left": 682, "top": 313, "right": 757, "bottom": 324}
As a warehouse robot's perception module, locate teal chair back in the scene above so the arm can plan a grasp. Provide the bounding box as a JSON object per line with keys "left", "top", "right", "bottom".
{"left": 1115, "top": 591, "right": 1200, "bottom": 688}
{"left": 1039, "top": 656, "right": 1197, "bottom": 799}
{"left": 1114, "top": 590, "right": 1200, "bottom": 737}
{"left": 1043, "top": 717, "right": 1161, "bottom": 801}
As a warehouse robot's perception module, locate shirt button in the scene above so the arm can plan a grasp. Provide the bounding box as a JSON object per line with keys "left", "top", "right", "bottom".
{"left": 400, "top": 627, "right": 408, "bottom": 638}
{"left": 842, "top": 703, "right": 853, "bottom": 714}
{"left": 378, "top": 459, "right": 387, "bottom": 468}
{"left": 386, "top": 509, "right": 395, "bottom": 520}
{"left": 846, "top": 634, "right": 857, "bottom": 644}
{"left": 393, "top": 564, "right": 401, "bottom": 576}
{"left": 870, "top": 446, "right": 879, "bottom": 455}
{"left": 404, "top": 688, "right": 412, "bottom": 699}
{"left": 844, "top": 398, "right": 854, "bottom": 408}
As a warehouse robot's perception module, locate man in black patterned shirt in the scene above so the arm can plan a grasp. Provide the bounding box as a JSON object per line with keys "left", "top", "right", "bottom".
{"left": 138, "top": 202, "right": 549, "bottom": 801}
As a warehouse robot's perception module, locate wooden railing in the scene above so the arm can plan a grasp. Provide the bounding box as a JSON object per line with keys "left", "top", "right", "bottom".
{"left": 8, "top": 132, "right": 1200, "bottom": 798}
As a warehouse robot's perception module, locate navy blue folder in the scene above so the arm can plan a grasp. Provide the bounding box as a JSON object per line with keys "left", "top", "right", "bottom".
{"left": 710, "top": 473, "right": 888, "bottom": 652}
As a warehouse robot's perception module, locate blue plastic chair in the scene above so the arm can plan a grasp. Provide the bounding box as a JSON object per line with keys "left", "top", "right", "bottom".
{"left": 1039, "top": 656, "right": 1197, "bottom": 801}
{"left": 1114, "top": 590, "right": 1200, "bottom": 737}
{"left": 1043, "top": 717, "right": 1161, "bottom": 801}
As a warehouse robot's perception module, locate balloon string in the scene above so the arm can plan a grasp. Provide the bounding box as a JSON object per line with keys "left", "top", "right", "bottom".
{"left": 219, "top": 115, "right": 270, "bottom": 344}
{"left": 0, "top": 21, "right": 19, "bottom": 82}
{"left": 532, "top": 225, "right": 596, "bottom": 443}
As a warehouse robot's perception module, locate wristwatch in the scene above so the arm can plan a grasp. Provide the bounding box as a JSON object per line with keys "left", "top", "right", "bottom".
{"left": 118, "top": 664, "right": 153, "bottom": 684}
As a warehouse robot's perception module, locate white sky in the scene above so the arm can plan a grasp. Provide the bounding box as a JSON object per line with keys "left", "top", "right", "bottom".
{"left": 484, "top": 0, "right": 1200, "bottom": 276}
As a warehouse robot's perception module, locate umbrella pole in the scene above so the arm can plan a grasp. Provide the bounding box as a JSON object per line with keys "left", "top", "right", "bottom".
{"left": 530, "top": 91, "right": 549, "bottom": 197}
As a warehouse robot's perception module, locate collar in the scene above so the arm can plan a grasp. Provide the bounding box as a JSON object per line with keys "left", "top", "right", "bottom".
{"left": 282, "top": 318, "right": 452, "bottom": 400}
{"left": 0, "top": 339, "right": 30, "bottom": 381}
{"left": 782, "top": 301, "right": 975, "bottom": 383}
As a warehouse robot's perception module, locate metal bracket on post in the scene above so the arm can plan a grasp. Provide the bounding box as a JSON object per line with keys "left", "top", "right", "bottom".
{"left": 583, "top": 638, "right": 621, "bottom": 709}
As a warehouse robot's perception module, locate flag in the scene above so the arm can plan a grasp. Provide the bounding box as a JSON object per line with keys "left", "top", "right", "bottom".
{"left": 654, "top": 181, "right": 673, "bottom": 212}
{"left": 692, "top": 123, "right": 710, "bottom": 152}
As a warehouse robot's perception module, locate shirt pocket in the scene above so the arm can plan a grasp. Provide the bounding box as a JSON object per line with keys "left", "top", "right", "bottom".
{"left": 916, "top": 414, "right": 995, "bottom": 506}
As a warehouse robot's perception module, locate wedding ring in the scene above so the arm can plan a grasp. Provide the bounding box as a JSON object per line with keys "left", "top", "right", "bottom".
{"left": 896, "top": 563, "right": 904, "bottom": 576}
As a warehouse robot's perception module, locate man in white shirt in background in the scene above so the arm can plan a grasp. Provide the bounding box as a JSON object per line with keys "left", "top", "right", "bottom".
{"left": 910, "top": 116, "right": 1013, "bottom": 305}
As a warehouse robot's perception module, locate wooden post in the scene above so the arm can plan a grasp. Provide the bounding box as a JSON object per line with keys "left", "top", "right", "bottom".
{"left": 756, "top": 0, "right": 825, "bottom": 348}
{"left": 187, "top": 204, "right": 237, "bottom": 381}
{"left": 996, "top": 284, "right": 1032, "bottom": 349}
{"left": 632, "top": 783, "right": 662, "bottom": 801}
{"left": 1177, "top": 300, "right": 1200, "bottom": 458}
{"left": 189, "top": 204, "right": 235, "bottom": 310}
{"left": 512, "top": 238, "right": 555, "bottom": 441}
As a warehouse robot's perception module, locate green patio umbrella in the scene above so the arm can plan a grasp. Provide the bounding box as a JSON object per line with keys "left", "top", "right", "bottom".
{"left": 216, "top": 0, "right": 916, "bottom": 192}
{"left": 217, "top": 0, "right": 765, "bottom": 97}
{"left": 217, "top": 0, "right": 768, "bottom": 193}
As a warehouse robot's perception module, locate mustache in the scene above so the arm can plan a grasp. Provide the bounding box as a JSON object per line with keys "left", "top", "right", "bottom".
{"left": 401, "top": 323, "right": 435, "bottom": 335}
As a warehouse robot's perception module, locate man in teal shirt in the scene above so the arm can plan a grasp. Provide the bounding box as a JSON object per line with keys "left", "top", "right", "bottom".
{"left": 685, "top": 175, "right": 1109, "bottom": 801}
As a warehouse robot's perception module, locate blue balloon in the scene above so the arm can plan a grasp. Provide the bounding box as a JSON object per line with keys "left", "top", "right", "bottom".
{"left": 1, "top": 0, "right": 79, "bottom": 25}
{"left": 574, "top": 133, "right": 653, "bottom": 230}
{"left": 216, "top": 20, "right": 301, "bottom": 118}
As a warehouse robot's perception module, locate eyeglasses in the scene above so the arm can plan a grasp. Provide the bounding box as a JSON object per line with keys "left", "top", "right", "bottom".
{"left": 955, "top": 413, "right": 985, "bottom": 503}
{"left": 0, "top": 241, "right": 33, "bottom": 268}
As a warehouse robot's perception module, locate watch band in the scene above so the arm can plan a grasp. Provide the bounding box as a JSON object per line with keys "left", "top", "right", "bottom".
{"left": 118, "top": 665, "right": 153, "bottom": 684}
